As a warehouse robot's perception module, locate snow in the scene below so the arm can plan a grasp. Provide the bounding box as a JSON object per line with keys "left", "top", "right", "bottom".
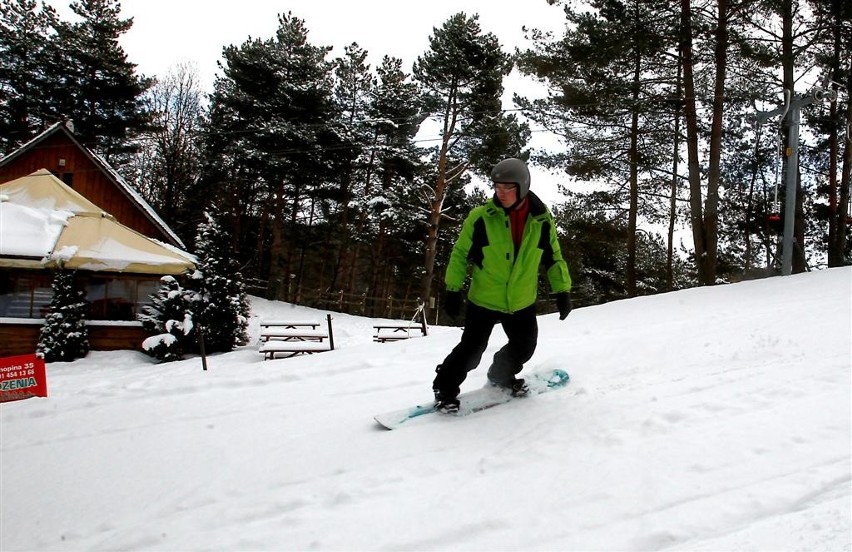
{"left": 1, "top": 170, "right": 194, "bottom": 273}
{"left": 0, "top": 201, "right": 71, "bottom": 257}
{"left": 1, "top": 268, "right": 850, "bottom": 551}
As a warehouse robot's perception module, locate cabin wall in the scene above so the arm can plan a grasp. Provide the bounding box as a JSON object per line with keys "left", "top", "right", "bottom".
{"left": 0, "top": 320, "right": 149, "bottom": 358}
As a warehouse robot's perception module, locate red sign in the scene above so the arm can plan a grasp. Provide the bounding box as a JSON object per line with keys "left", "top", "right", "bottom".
{"left": 0, "top": 354, "right": 48, "bottom": 403}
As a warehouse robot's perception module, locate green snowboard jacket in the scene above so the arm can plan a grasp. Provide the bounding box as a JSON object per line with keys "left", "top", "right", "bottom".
{"left": 445, "top": 192, "right": 572, "bottom": 314}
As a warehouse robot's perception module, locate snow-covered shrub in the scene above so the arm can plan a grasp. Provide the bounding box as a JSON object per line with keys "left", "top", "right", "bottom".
{"left": 37, "top": 269, "right": 89, "bottom": 362}
{"left": 138, "top": 275, "right": 195, "bottom": 362}
{"left": 136, "top": 212, "right": 250, "bottom": 361}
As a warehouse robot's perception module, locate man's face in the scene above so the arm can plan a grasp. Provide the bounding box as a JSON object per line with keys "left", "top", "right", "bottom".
{"left": 494, "top": 182, "right": 518, "bottom": 208}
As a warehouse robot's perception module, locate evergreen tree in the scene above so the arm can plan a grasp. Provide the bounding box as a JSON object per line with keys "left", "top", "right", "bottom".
{"left": 807, "top": 0, "right": 851, "bottom": 267}
{"left": 55, "top": 0, "right": 152, "bottom": 163}
{"left": 37, "top": 269, "right": 89, "bottom": 362}
{"left": 327, "top": 43, "right": 375, "bottom": 292}
{"left": 138, "top": 275, "right": 195, "bottom": 362}
{"left": 191, "top": 211, "right": 250, "bottom": 353}
{"left": 551, "top": 192, "right": 693, "bottom": 305}
{"left": 358, "top": 56, "right": 427, "bottom": 307}
{"left": 413, "top": 12, "right": 529, "bottom": 315}
{"left": 0, "top": 0, "right": 60, "bottom": 152}
{"left": 517, "top": 1, "right": 681, "bottom": 294}
{"left": 203, "top": 12, "right": 336, "bottom": 300}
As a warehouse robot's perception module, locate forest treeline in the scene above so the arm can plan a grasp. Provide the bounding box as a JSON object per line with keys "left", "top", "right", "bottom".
{"left": 2, "top": 0, "right": 849, "bottom": 321}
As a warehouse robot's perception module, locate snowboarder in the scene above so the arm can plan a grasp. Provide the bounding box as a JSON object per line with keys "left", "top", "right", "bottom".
{"left": 432, "top": 157, "right": 573, "bottom": 413}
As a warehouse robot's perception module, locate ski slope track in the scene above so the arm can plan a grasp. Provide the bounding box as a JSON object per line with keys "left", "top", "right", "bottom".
{"left": 1, "top": 268, "right": 850, "bottom": 551}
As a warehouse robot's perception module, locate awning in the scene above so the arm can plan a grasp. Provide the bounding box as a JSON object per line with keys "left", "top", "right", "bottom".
{"left": 0, "top": 169, "right": 195, "bottom": 275}
{"left": 51, "top": 213, "right": 195, "bottom": 274}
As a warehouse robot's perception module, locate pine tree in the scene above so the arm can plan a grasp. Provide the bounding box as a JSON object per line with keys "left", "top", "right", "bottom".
{"left": 326, "top": 43, "right": 375, "bottom": 292}
{"left": 517, "top": 2, "right": 682, "bottom": 295}
{"left": 203, "top": 12, "right": 336, "bottom": 300}
{"left": 55, "top": 0, "right": 152, "bottom": 162}
{"left": 191, "top": 211, "right": 250, "bottom": 353}
{"left": 37, "top": 269, "right": 89, "bottom": 362}
{"left": 413, "top": 12, "right": 528, "bottom": 315}
{"left": 138, "top": 275, "right": 195, "bottom": 362}
{"left": 0, "top": 0, "right": 60, "bottom": 152}
{"left": 358, "top": 56, "right": 426, "bottom": 306}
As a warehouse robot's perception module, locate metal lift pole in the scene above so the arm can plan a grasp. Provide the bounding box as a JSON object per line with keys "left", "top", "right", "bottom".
{"left": 757, "top": 91, "right": 818, "bottom": 276}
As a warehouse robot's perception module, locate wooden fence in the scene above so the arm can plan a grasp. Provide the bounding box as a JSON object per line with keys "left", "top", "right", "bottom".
{"left": 299, "top": 288, "right": 423, "bottom": 319}
{"left": 244, "top": 278, "right": 423, "bottom": 320}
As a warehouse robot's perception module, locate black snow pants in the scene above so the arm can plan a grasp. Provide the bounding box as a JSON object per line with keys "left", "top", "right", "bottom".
{"left": 432, "top": 302, "right": 538, "bottom": 399}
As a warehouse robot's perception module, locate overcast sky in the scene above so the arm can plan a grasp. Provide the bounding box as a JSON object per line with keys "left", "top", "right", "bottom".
{"left": 45, "top": 0, "right": 568, "bottom": 200}
{"left": 47, "top": 0, "right": 564, "bottom": 89}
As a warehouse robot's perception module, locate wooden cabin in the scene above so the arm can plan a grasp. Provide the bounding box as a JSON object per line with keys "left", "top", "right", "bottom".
{"left": 0, "top": 122, "right": 193, "bottom": 358}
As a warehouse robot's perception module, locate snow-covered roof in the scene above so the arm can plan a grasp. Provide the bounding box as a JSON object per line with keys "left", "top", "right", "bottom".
{"left": 0, "top": 122, "right": 186, "bottom": 248}
{"left": 0, "top": 199, "right": 71, "bottom": 259}
{"left": 0, "top": 169, "right": 195, "bottom": 274}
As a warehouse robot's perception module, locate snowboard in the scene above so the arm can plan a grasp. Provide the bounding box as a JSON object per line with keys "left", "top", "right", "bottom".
{"left": 374, "top": 368, "right": 570, "bottom": 430}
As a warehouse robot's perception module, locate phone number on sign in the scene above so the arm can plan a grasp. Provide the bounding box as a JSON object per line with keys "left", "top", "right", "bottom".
{"left": 0, "top": 362, "right": 36, "bottom": 379}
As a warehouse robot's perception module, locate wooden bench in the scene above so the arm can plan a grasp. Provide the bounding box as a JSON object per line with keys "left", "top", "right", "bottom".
{"left": 260, "top": 320, "right": 320, "bottom": 331}
{"left": 373, "top": 324, "right": 425, "bottom": 343}
{"left": 373, "top": 308, "right": 428, "bottom": 343}
{"left": 259, "top": 314, "right": 335, "bottom": 360}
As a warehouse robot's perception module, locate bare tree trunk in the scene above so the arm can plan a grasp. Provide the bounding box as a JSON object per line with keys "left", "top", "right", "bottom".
{"left": 346, "top": 133, "right": 379, "bottom": 296}
{"left": 777, "top": 0, "right": 809, "bottom": 274}
{"left": 667, "top": 56, "right": 683, "bottom": 290}
{"left": 329, "top": 161, "right": 353, "bottom": 291}
{"left": 284, "top": 180, "right": 302, "bottom": 301}
{"left": 626, "top": 46, "right": 641, "bottom": 297}
{"left": 421, "top": 89, "right": 460, "bottom": 318}
{"left": 421, "top": 157, "right": 447, "bottom": 316}
{"left": 267, "top": 179, "right": 287, "bottom": 299}
{"left": 827, "top": 25, "right": 851, "bottom": 265}
{"left": 703, "top": 0, "right": 729, "bottom": 283}
{"left": 680, "top": 0, "right": 710, "bottom": 284}
{"left": 837, "top": 85, "right": 852, "bottom": 262}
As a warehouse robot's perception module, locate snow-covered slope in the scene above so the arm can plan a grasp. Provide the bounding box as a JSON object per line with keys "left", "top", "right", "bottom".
{"left": 2, "top": 268, "right": 850, "bottom": 551}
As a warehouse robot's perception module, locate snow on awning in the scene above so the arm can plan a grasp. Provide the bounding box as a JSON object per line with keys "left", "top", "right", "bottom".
{"left": 0, "top": 169, "right": 195, "bottom": 275}
{"left": 49, "top": 213, "right": 195, "bottom": 274}
{"left": 0, "top": 198, "right": 72, "bottom": 259}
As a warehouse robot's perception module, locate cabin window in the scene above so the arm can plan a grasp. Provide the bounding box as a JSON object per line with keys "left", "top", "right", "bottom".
{"left": 0, "top": 272, "right": 52, "bottom": 318}
{"left": 62, "top": 172, "right": 73, "bottom": 187}
{"left": 83, "top": 275, "right": 161, "bottom": 321}
{"left": 0, "top": 271, "right": 163, "bottom": 321}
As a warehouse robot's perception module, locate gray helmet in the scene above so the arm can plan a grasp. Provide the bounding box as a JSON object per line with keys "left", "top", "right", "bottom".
{"left": 490, "top": 158, "right": 531, "bottom": 198}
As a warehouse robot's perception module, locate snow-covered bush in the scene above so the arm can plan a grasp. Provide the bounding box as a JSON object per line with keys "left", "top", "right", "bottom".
{"left": 37, "top": 269, "right": 89, "bottom": 362}
{"left": 138, "top": 275, "right": 196, "bottom": 362}
{"left": 137, "top": 212, "right": 250, "bottom": 362}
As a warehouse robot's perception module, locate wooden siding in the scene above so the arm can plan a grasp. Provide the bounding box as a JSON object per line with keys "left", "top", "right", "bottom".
{"left": 0, "top": 321, "right": 149, "bottom": 358}
{"left": 0, "top": 132, "right": 171, "bottom": 243}
{"left": 0, "top": 323, "right": 40, "bottom": 357}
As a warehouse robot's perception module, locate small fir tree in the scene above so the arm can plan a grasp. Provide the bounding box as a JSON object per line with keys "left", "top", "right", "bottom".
{"left": 37, "top": 269, "right": 89, "bottom": 362}
{"left": 138, "top": 275, "right": 195, "bottom": 362}
{"left": 191, "top": 211, "right": 250, "bottom": 353}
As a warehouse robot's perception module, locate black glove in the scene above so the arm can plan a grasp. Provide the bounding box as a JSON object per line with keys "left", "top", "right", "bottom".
{"left": 444, "top": 291, "right": 462, "bottom": 319}
{"left": 556, "top": 292, "right": 572, "bottom": 320}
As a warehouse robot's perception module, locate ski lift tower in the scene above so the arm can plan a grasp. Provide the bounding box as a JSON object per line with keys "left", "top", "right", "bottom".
{"left": 755, "top": 79, "right": 838, "bottom": 276}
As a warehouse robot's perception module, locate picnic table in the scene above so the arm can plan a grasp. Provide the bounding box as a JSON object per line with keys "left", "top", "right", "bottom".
{"left": 258, "top": 315, "right": 335, "bottom": 359}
